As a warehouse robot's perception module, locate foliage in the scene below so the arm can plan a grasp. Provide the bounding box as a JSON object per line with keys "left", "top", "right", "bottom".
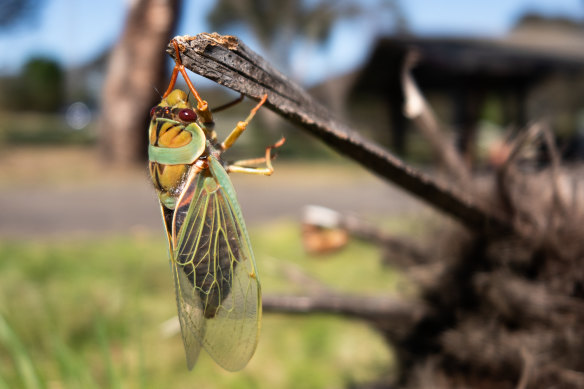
{"left": 0, "top": 0, "right": 45, "bottom": 30}
{"left": 0, "top": 221, "right": 397, "bottom": 388}
{"left": 22, "top": 58, "right": 65, "bottom": 112}
{"left": 0, "top": 58, "right": 65, "bottom": 112}
{"left": 208, "top": 0, "right": 407, "bottom": 72}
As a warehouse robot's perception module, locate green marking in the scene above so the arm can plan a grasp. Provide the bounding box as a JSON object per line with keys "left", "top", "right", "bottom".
{"left": 160, "top": 193, "right": 177, "bottom": 210}
{"left": 148, "top": 121, "right": 206, "bottom": 165}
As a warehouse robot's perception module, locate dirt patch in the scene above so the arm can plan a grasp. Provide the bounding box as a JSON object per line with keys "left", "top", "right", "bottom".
{"left": 0, "top": 146, "right": 429, "bottom": 238}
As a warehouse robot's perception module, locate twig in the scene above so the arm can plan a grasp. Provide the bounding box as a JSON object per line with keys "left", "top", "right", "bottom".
{"left": 167, "top": 33, "right": 512, "bottom": 236}
{"left": 542, "top": 124, "right": 568, "bottom": 218}
{"left": 516, "top": 348, "right": 533, "bottom": 389}
{"left": 268, "top": 257, "right": 336, "bottom": 295}
{"left": 342, "top": 213, "right": 431, "bottom": 264}
{"left": 262, "top": 294, "right": 427, "bottom": 336}
{"left": 543, "top": 364, "right": 584, "bottom": 387}
{"left": 502, "top": 122, "right": 542, "bottom": 168}
{"left": 401, "top": 51, "right": 471, "bottom": 185}
{"left": 496, "top": 122, "right": 543, "bottom": 228}
{"left": 302, "top": 205, "right": 430, "bottom": 264}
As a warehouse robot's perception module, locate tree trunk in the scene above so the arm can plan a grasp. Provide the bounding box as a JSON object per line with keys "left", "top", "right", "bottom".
{"left": 99, "top": 0, "right": 181, "bottom": 166}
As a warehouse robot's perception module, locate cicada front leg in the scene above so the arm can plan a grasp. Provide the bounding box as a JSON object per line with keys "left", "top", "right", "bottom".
{"left": 227, "top": 137, "right": 286, "bottom": 176}
{"left": 164, "top": 39, "right": 214, "bottom": 128}
{"left": 211, "top": 94, "right": 244, "bottom": 113}
{"left": 221, "top": 94, "right": 268, "bottom": 151}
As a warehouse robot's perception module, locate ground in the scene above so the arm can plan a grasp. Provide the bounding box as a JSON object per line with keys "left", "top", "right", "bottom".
{"left": 0, "top": 146, "right": 431, "bottom": 238}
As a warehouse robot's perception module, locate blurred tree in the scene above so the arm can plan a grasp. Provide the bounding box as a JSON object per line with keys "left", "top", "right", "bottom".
{"left": 208, "top": 0, "right": 407, "bottom": 161}
{"left": 0, "top": 0, "right": 44, "bottom": 30}
{"left": 99, "top": 0, "right": 181, "bottom": 165}
{"left": 22, "top": 58, "right": 65, "bottom": 112}
{"left": 0, "top": 57, "right": 64, "bottom": 112}
{"left": 208, "top": 0, "right": 407, "bottom": 75}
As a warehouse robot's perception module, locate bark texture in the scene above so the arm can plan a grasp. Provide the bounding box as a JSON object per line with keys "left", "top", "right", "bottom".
{"left": 99, "top": 0, "right": 181, "bottom": 165}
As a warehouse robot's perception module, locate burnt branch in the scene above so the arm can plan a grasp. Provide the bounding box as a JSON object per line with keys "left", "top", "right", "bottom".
{"left": 341, "top": 212, "right": 431, "bottom": 265}
{"left": 271, "top": 259, "right": 335, "bottom": 296}
{"left": 496, "top": 122, "right": 545, "bottom": 229}
{"left": 542, "top": 124, "right": 569, "bottom": 219}
{"left": 161, "top": 34, "right": 584, "bottom": 389}
{"left": 167, "top": 33, "right": 512, "bottom": 236}
{"left": 263, "top": 294, "right": 428, "bottom": 339}
{"left": 302, "top": 205, "right": 431, "bottom": 264}
{"left": 402, "top": 51, "right": 471, "bottom": 186}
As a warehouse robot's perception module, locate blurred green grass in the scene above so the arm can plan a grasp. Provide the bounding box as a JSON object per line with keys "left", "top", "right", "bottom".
{"left": 0, "top": 220, "right": 402, "bottom": 389}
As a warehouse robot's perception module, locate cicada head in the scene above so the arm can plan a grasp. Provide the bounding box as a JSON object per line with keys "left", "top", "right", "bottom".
{"left": 150, "top": 89, "right": 198, "bottom": 125}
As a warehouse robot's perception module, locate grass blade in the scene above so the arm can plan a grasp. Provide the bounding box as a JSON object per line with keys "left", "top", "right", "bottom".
{"left": 0, "top": 313, "right": 44, "bottom": 389}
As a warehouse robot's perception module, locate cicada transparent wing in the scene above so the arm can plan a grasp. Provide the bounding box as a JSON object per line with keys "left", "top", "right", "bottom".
{"left": 169, "top": 155, "right": 261, "bottom": 371}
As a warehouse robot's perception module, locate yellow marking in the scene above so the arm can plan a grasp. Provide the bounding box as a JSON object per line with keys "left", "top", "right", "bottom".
{"left": 149, "top": 123, "right": 158, "bottom": 145}
{"left": 158, "top": 164, "right": 188, "bottom": 191}
{"left": 159, "top": 126, "right": 192, "bottom": 147}
{"left": 158, "top": 121, "right": 175, "bottom": 137}
{"left": 165, "top": 89, "right": 188, "bottom": 105}
{"left": 172, "top": 130, "right": 192, "bottom": 147}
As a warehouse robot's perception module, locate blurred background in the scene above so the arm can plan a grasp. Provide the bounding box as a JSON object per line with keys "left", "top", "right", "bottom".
{"left": 1, "top": 0, "right": 584, "bottom": 388}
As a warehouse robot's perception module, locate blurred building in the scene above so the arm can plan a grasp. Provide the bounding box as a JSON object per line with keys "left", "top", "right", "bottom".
{"left": 312, "top": 13, "right": 584, "bottom": 162}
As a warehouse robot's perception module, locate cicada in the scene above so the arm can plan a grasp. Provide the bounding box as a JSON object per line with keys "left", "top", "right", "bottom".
{"left": 148, "top": 39, "right": 284, "bottom": 371}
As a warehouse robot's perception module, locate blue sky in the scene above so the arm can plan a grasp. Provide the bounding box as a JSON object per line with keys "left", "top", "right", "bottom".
{"left": 0, "top": 0, "right": 582, "bottom": 84}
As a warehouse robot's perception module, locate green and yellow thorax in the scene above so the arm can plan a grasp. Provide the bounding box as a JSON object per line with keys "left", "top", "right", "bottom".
{"left": 148, "top": 89, "right": 215, "bottom": 209}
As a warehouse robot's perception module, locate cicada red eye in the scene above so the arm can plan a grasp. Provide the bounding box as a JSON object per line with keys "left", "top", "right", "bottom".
{"left": 178, "top": 108, "right": 197, "bottom": 122}
{"left": 150, "top": 106, "right": 157, "bottom": 117}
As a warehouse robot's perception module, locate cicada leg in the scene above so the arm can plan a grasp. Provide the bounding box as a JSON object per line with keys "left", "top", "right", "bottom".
{"left": 211, "top": 94, "right": 244, "bottom": 113}
{"left": 227, "top": 137, "right": 286, "bottom": 176}
{"left": 221, "top": 94, "right": 268, "bottom": 151}
{"left": 163, "top": 39, "right": 214, "bottom": 126}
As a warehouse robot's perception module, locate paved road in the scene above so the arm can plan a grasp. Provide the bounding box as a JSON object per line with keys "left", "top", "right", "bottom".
{"left": 0, "top": 162, "right": 431, "bottom": 238}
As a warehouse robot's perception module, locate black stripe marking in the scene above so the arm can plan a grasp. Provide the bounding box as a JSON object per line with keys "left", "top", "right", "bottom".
{"left": 155, "top": 120, "right": 163, "bottom": 146}
{"left": 152, "top": 163, "right": 163, "bottom": 191}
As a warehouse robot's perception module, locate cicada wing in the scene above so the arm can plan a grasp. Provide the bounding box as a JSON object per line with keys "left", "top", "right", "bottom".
{"left": 155, "top": 196, "right": 205, "bottom": 369}
{"left": 201, "top": 156, "right": 262, "bottom": 371}
{"left": 170, "top": 157, "right": 261, "bottom": 371}
{"left": 164, "top": 169, "right": 208, "bottom": 370}
{"left": 171, "top": 256, "right": 205, "bottom": 369}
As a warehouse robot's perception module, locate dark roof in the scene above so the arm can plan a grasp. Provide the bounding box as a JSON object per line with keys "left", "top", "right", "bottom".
{"left": 353, "top": 35, "right": 584, "bottom": 95}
